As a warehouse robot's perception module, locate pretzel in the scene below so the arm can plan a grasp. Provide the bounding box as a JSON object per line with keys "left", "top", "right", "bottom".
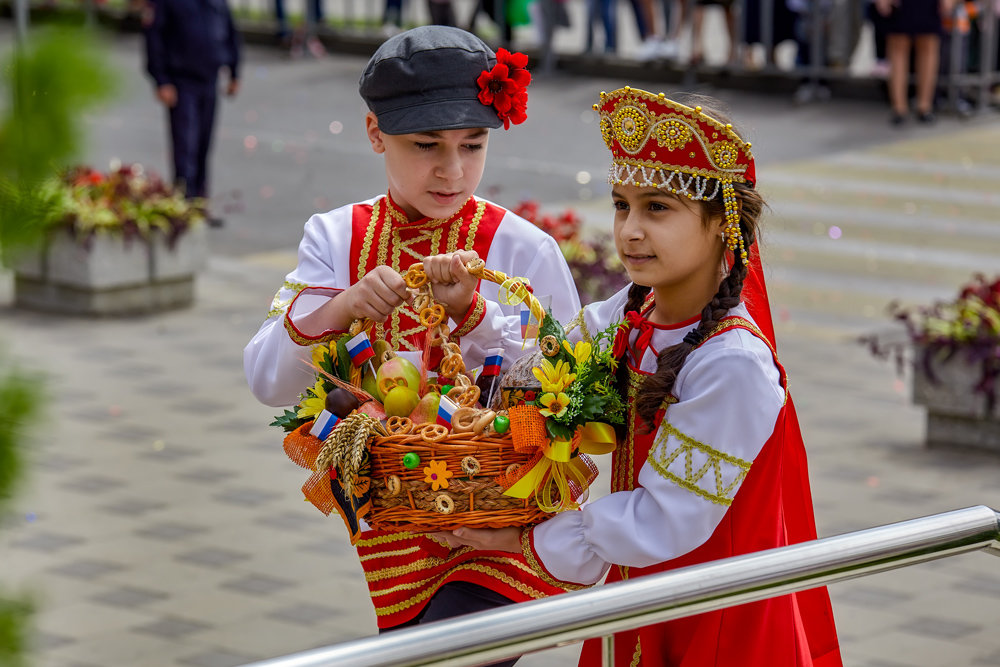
{"left": 385, "top": 416, "right": 414, "bottom": 434}
{"left": 418, "top": 423, "right": 449, "bottom": 442}
{"left": 447, "top": 384, "right": 480, "bottom": 408}
{"left": 439, "top": 355, "right": 465, "bottom": 378}
{"left": 404, "top": 264, "right": 429, "bottom": 289}
{"left": 378, "top": 376, "right": 403, "bottom": 395}
{"left": 451, "top": 407, "right": 479, "bottom": 433}
{"left": 419, "top": 304, "right": 446, "bottom": 328}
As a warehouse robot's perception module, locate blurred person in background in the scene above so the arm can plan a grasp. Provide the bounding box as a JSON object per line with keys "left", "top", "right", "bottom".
{"left": 741, "top": 0, "right": 798, "bottom": 68}
{"left": 876, "top": 0, "right": 956, "bottom": 124}
{"left": 690, "top": 0, "right": 738, "bottom": 65}
{"left": 144, "top": 0, "right": 241, "bottom": 226}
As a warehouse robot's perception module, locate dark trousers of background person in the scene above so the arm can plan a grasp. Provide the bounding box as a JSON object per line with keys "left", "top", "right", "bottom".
{"left": 275, "top": 0, "right": 324, "bottom": 39}
{"left": 469, "top": 0, "right": 514, "bottom": 43}
{"left": 586, "top": 0, "right": 617, "bottom": 53}
{"left": 428, "top": 0, "right": 456, "bottom": 25}
{"left": 380, "top": 581, "right": 519, "bottom": 667}
{"left": 384, "top": 0, "right": 405, "bottom": 26}
{"left": 168, "top": 77, "right": 217, "bottom": 200}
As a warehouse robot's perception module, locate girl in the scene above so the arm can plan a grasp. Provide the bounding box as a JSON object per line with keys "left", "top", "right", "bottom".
{"left": 433, "top": 88, "right": 843, "bottom": 666}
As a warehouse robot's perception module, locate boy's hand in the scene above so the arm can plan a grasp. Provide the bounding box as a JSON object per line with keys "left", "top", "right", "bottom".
{"left": 344, "top": 265, "right": 410, "bottom": 323}
{"left": 447, "top": 526, "right": 522, "bottom": 554}
{"left": 423, "top": 250, "right": 480, "bottom": 321}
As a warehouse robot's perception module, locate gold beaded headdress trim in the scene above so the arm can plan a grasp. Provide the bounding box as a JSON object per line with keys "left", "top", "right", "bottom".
{"left": 594, "top": 87, "right": 756, "bottom": 265}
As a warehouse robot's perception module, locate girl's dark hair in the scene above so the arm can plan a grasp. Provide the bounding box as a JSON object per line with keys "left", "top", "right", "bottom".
{"left": 618, "top": 93, "right": 767, "bottom": 432}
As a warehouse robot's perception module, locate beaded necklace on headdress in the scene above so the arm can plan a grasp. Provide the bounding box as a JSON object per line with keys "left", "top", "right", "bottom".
{"left": 594, "top": 86, "right": 756, "bottom": 266}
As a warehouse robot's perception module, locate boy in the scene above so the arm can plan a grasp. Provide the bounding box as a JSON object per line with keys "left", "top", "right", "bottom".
{"left": 243, "top": 26, "right": 581, "bottom": 641}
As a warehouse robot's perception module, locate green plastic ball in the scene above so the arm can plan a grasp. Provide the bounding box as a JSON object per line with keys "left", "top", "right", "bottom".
{"left": 493, "top": 415, "right": 510, "bottom": 434}
{"left": 402, "top": 452, "right": 421, "bottom": 469}
{"left": 441, "top": 384, "right": 454, "bottom": 395}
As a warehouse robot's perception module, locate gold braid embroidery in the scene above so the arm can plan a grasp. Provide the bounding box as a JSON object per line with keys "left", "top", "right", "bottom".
{"left": 371, "top": 561, "right": 555, "bottom": 616}
{"left": 358, "top": 546, "right": 422, "bottom": 563}
{"left": 630, "top": 637, "right": 642, "bottom": 667}
{"left": 266, "top": 280, "right": 309, "bottom": 319}
{"left": 357, "top": 200, "right": 381, "bottom": 283}
{"left": 650, "top": 422, "right": 751, "bottom": 506}
{"left": 464, "top": 200, "right": 486, "bottom": 250}
{"left": 520, "top": 528, "right": 588, "bottom": 591}
{"left": 451, "top": 293, "right": 486, "bottom": 338}
{"left": 355, "top": 531, "right": 419, "bottom": 547}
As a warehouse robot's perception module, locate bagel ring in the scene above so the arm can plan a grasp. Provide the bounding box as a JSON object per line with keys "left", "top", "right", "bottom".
{"left": 450, "top": 407, "right": 479, "bottom": 433}
{"left": 472, "top": 410, "right": 496, "bottom": 435}
{"left": 419, "top": 423, "right": 449, "bottom": 442}
{"left": 385, "top": 475, "right": 401, "bottom": 497}
{"left": 434, "top": 494, "right": 455, "bottom": 514}
{"left": 505, "top": 463, "right": 521, "bottom": 477}
{"left": 385, "top": 416, "right": 414, "bottom": 434}
{"left": 461, "top": 456, "right": 481, "bottom": 476}
{"left": 540, "top": 335, "right": 561, "bottom": 357}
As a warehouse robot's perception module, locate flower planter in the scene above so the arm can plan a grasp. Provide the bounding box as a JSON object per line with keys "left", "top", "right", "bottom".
{"left": 912, "top": 347, "right": 1000, "bottom": 454}
{"left": 13, "top": 225, "right": 207, "bottom": 316}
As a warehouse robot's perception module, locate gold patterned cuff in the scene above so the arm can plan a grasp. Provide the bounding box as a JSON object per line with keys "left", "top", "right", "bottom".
{"left": 520, "top": 526, "right": 587, "bottom": 591}
{"left": 282, "top": 286, "right": 346, "bottom": 346}
{"left": 451, "top": 292, "right": 486, "bottom": 338}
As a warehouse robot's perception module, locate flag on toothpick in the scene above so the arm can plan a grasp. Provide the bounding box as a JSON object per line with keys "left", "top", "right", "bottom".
{"left": 436, "top": 395, "right": 459, "bottom": 428}
{"left": 310, "top": 410, "right": 340, "bottom": 440}
{"left": 345, "top": 331, "right": 375, "bottom": 367}
{"left": 482, "top": 348, "right": 503, "bottom": 377}
{"left": 520, "top": 294, "right": 551, "bottom": 339}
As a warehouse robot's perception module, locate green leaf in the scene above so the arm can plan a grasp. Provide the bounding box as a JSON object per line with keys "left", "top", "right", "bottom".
{"left": 577, "top": 394, "right": 606, "bottom": 422}
{"left": 269, "top": 409, "right": 307, "bottom": 433}
{"left": 545, "top": 419, "right": 573, "bottom": 441}
{"left": 335, "top": 336, "right": 352, "bottom": 382}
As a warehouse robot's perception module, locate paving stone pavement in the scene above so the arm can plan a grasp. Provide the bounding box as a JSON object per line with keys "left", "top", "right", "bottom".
{"left": 3, "top": 24, "right": 1000, "bottom": 667}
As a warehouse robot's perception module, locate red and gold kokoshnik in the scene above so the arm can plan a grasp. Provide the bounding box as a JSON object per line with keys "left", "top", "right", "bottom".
{"left": 595, "top": 87, "right": 757, "bottom": 264}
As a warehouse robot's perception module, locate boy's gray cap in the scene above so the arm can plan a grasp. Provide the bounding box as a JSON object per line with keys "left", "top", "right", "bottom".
{"left": 359, "top": 26, "right": 502, "bottom": 135}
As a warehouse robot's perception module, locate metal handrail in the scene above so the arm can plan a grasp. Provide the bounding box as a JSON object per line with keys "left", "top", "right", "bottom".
{"left": 241, "top": 505, "right": 1000, "bottom": 667}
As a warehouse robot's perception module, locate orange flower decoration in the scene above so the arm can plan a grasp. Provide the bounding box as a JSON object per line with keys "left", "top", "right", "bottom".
{"left": 423, "top": 460, "right": 453, "bottom": 491}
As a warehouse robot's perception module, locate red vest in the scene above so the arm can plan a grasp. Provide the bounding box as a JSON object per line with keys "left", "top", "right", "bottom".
{"left": 580, "top": 317, "right": 842, "bottom": 667}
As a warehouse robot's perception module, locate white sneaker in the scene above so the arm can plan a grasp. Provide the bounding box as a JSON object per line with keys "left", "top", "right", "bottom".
{"left": 636, "top": 37, "right": 663, "bottom": 62}
{"left": 658, "top": 39, "right": 678, "bottom": 60}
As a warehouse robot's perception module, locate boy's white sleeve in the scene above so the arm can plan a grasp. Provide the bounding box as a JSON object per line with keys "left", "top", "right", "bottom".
{"left": 528, "top": 333, "right": 785, "bottom": 585}
{"left": 456, "top": 210, "right": 583, "bottom": 365}
{"left": 243, "top": 208, "right": 352, "bottom": 407}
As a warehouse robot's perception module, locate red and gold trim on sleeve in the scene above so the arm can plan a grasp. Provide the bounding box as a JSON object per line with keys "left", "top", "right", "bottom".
{"left": 451, "top": 292, "right": 487, "bottom": 338}
{"left": 282, "top": 286, "right": 347, "bottom": 346}
{"left": 357, "top": 530, "right": 584, "bottom": 628}
{"left": 520, "top": 526, "right": 588, "bottom": 591}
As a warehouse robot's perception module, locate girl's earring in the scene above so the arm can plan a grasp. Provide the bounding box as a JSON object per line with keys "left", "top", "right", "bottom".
{"left": 719, "top": 232, "right": 730, "bottom": 278}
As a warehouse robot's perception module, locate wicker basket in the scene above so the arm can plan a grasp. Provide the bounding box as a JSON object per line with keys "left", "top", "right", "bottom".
{"left": 366, "top": 421, "right": 549, "bottom": 532}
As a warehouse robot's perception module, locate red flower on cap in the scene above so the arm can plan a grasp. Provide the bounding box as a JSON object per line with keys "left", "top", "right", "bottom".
{"left": 476, "top": 48, "right": 531, "bottom": 130}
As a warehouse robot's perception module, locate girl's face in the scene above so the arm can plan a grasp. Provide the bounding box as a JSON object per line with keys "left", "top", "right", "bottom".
{"left": 366, "top": 113, "right": 489, "bottom": 221}
{"left": 612, "top": 184, "right": 725, "bottom": 317}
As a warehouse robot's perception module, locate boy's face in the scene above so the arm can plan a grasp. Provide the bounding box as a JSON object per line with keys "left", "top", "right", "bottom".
{"left": 366, "top": 113, "right": 489, "bottom": 220}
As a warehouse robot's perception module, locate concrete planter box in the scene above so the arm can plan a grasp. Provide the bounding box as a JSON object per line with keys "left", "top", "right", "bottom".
{"left": 14, "top": 225, "right": 207, "bottom": 316}
{"left": 912, "top": 346, "right": 1000, "bottom": 454}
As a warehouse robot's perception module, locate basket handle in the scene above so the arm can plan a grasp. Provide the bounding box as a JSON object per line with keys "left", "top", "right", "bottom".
{"left": 349, "top": 260, "right": 546, "bottom": 338}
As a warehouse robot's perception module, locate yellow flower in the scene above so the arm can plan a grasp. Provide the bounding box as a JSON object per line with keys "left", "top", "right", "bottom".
{"left": 562, "top": 339, "right": 592, "bottom": 365}
{"left": 311, "top": 342, "right": 338, "bottom": 368}
{"left": 539, "top": 392, "right": 570, "bottom": 418}
{"left": 423, "top": 460, "right": 453, "bottom": 491}
{"left": 296, "top": 380, "right": 328, "bottom": 419}
{"left": 532, "top": 358, "right": 576, "bottom": 394}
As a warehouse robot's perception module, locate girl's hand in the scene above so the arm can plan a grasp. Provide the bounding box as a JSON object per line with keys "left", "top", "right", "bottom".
{"left": 422, "top": 250, "right": 480, "bottom": 321}
{"left": 448, "top": 526, "right": 522, "bottom": 553}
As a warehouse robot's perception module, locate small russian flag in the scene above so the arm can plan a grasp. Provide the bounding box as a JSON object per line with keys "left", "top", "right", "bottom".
{"left": 345, "top": 331, "right": 375, "bottom": 367}
{"left": 310, "top": 410, "right": 340, "bottom": 440}
{"left": 482, "top": 348, "right": 503, "bottom": 377}
{"left": 520, "top": 307, "right": 532, "bottom": 339}
{"left": 436, "top": 395, "right": 459, "bottom": 428}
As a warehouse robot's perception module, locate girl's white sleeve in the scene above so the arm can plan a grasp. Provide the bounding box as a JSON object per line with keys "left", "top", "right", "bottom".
{"left": 529, "top": 331, "right": 785, "bottom": 585}
{"left": 243, "top": 208, "right": 353, "bottom": 407}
